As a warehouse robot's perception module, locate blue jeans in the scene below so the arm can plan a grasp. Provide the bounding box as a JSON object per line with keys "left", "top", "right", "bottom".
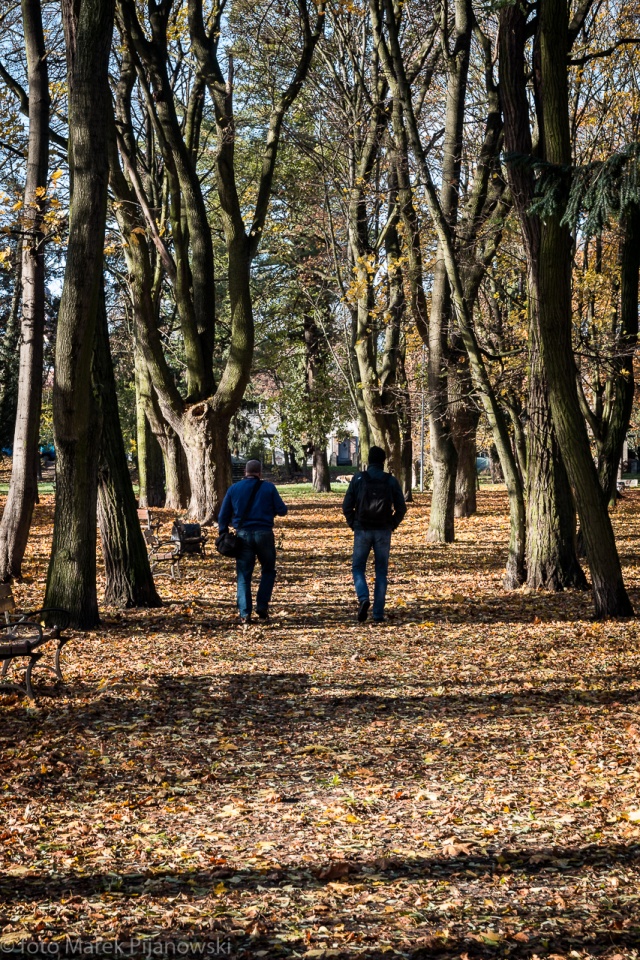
{"left": 352, "top": 528, "right": 392, "bottom": 620}
{"left": 235, "top": 529, "right": 277, "bottom": 618}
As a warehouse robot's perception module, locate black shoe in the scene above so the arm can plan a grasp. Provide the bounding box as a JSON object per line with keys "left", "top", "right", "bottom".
{"left": 239, "top": 615, "right": 252, "bottom": 626}
{"left": 256, "top": 608, "right": 269, "bottom": 621}
{"left": 357, "top": 600, "right": 370, "bottom": 623}
{"left": 372, "top": 617, "right": 386, "bottom": 624}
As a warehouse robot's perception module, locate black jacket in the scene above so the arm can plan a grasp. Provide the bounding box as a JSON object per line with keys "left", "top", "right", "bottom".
{"left": 342, "top": 465, "right": 407, "bottom": 531}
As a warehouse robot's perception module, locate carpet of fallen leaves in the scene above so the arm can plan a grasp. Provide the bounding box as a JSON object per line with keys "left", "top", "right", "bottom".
{"left": 1, "top": 486, "right": 640, "bottom": 959}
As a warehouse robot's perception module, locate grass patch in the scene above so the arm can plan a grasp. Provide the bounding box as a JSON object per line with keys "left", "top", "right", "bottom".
{"left": 275, "top": 482, "right": 349, "bottom": 498}
{"left": 0, "top": 481, "right": 55, "bottom": 495}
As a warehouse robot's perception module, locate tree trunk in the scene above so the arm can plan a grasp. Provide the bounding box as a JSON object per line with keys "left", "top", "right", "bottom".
{"left": 181, "top": 402, "right": 231, "bottom": 523}
{"left": 135, "top": 351, "right": 188, "bottom": 510}
{"left": 398, "top": 353, "right": 413, "bottom": 501}
{"left": 95, "top": 287, "right": 161, "bottom": 608}
{"left": 312, "top": 447, "right": 331, "bottom": 492}
{"left": 533, "top": 0, "right": 632, "bottom": 616}
{"left": 44, "top": 0, "right": 115, "bottom": 629}
{"left": 352, "top": 332, "right": 371, "bottom": 469}
{"left": 162, "top": 429, "right": 190, "bottom": 510}
{"left": 452, "top": 392, "right": 479, "bottom": 519}
{"left": 427, "top": 259, "right": 458, "bottom": 541}
{"left": 0, "top": 242, "right": 22, "bottom": 450}
{"left": 135, "top": 356, "right": 165, "bottom": 507}
{"left": 525, "top": 336, "right": 587, "bottom": 590}
{"left": 597, "top": 203, "right": 640, "bottom": 507}
{"left": 0, "top": 0, "right": 49, "bottom": 582}
{"left": 426, "top": 0, "right": 471, "bottom": 543}
{"left": 303, "top": 312, "right": 332, "bottom": 494}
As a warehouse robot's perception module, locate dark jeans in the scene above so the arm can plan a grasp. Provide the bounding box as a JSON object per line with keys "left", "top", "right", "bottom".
{"left": 235, "top": 529, "right": 277, "bottom": 618}
{"left": 352, "top": 527, "right": 392, "bottom": 620}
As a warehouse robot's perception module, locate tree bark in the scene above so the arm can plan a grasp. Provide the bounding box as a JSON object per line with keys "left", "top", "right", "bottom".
{"left": 162, "top": 428, "right": 190, "bottom": 511}
{"left": 311, "top": 447, "right": 331, "bottom": 493}
{"left": 135, "top": 356, "right": 165, "bottom": 507}
{"left": 44, "top": 0, "right": 115, "bottom": 628}
{"left": 525, "top": 333, "right": 587, "bottom": 590}
{"left": 397, "top": 351, "right": 413, "bottom": 501}
{"left": 95, "top": 288, "right": 161, "bottom": 608}
{"left": 0, "top": 242, "right": 22, "bottom": 450}
{"left": 451, "top": 379, "right": 479, "bottom": 519}
{"left": 596, "top": 204, "right": 640, "bottom": 506}
{"left": 426, "top": 263, "right": 458, "bottom": 541}
{"left": 0, "top": 0, "right": 49, "bottom": 582}
{"left": 180, "top": 403, "right": 232, "bottom": 522}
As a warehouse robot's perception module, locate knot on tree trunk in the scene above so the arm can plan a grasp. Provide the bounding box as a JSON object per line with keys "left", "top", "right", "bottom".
{"left": 190, "top": 403, "right": 208, "bottom": 421}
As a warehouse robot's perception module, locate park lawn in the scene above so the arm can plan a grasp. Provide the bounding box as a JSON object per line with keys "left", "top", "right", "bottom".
{"left": 1, "top": 489, "right": 640, "bottom": 957}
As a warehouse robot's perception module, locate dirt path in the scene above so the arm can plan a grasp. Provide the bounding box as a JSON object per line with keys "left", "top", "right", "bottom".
{"left": 1, "top": 490, "right": 639, "bottom": 957}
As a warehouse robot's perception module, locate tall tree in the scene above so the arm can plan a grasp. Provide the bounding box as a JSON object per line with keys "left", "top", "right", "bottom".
{"left": 424, "top": 0, "right": 471, "bottom": 543}
{"left": 371, "top": 0, "right": 527, "bottom": 585}
{"left": 111, "top": 0, "right": 326, "bottom": 522}
{"left": 499, "top": 0, "right": 633, "bottom": 616}
{"left": 44, "top": 0, "right": 115, "bottom": 628}
{"left": 0, "top": 0, "right": 49, "bottom": 582}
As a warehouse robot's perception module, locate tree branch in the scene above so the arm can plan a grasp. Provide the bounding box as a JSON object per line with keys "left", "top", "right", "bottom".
{"left": 0, "top": 60, "right": 69, "bottom": 151}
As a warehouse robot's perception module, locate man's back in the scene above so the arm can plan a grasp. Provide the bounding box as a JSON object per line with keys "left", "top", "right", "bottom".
{"left": 218, "top": 476, "right": 288, "bottom": 532}
{"left": 342, "top": 464, "right": 406, "bottom": 531}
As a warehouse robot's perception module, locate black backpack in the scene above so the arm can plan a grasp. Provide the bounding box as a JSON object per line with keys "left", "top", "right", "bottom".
{"left": 355, "top": 471, "right": 393, "bottom": 527}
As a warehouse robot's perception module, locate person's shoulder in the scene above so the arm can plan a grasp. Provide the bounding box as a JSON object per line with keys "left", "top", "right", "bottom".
{"left": 388, "top": 473, "right": 404, "bottom": 492}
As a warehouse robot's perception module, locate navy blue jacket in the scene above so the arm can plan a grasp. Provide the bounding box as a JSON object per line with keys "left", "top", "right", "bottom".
{"left": 218, "top": 477, "right": 288, "bottom": 533}
{"left": 342, "top": 464, "right": 407, "bottom": 531}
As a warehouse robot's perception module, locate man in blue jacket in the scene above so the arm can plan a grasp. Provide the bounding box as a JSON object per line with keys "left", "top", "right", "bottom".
{"left": 218, "top": 460, "right": 288, "bottom": 624}
{"left": 342, "top": 446, "right": 407, "bottom": 623}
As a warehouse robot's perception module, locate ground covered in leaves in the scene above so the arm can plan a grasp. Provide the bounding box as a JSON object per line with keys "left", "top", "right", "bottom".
{"left": 1, "top": 488, "right": 640, "bottom": 958}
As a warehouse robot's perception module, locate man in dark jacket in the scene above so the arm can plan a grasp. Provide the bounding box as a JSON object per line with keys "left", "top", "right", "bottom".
{"left": 342, "top": 446, "right": 407, "bottom": 623}
{"left": 218, "top": 460, "right": 288, "bottom": 623}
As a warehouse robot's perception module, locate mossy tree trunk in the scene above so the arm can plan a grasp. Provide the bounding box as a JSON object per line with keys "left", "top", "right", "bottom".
{"left": 135, "top": 354, "right": 165, "bottom": 508}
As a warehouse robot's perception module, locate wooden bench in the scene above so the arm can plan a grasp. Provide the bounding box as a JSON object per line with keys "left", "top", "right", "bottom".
{"left": 137, "top": 508, "right": 182, "bottom": 578}
{"left": 0, "top": 586, "right": 71, "bottom": 700}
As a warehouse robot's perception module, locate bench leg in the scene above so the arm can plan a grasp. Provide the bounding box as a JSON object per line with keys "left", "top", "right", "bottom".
{"left": 54, "top": 638, "right": 69, "bottom": 683}
{"left": 25, "top": 653, "right": 42, "bottom": 700}
{"left": 1, "top": 657, "right": 10, "bottom": 679}
{"left": 0, "top": 653, "right": 42, "bottom": 699}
